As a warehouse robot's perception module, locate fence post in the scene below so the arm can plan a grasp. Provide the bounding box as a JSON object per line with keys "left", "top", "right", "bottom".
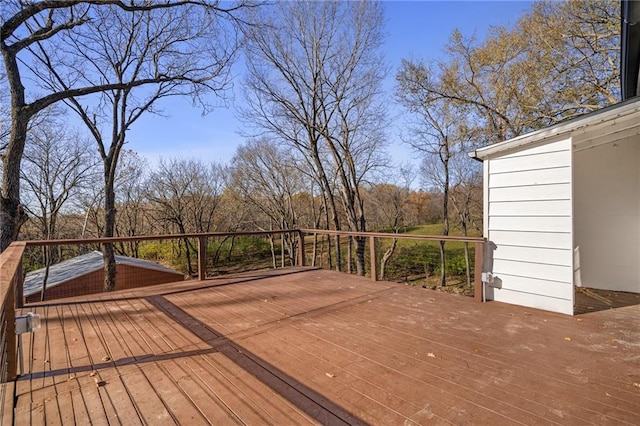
{"left": 297, "top": 230, "right": 305, "bottom": 267}
{"left": 197, "top": 237, "right": 207, "bottom": 280}
{"left": 474, "top": 240, "right": 484, "bottom": 303}
{"left": 369, "top": 235, "right": 377, "bottom": 281}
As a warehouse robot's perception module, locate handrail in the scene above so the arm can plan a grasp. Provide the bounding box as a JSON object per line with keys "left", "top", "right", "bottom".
{"left": 0, "top": 242, "right": 26, "bottom": 383}
{"left": 22, "top": 229, "right": 300, "bottom": 247}
{"left": 298, "top": 228, "right": 484, "bottom": 243}
{"left": 298, "top": 228, "right": 485, "bottom": 301}
{"left": 21, "top": 229, "right": 485, "bottom": 299}
{"left": 0, "top": 228, "right": 486, "bottom": 381}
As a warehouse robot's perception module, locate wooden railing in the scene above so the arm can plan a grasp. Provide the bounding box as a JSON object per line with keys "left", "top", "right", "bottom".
{"left": 0, "top": 242, "right": 25, "bottom": 385}
{"left": 298, "top": 229, "right": 485, "bottom": 301}
{"left": 0, "top": 228, "right": 485, "bottom": 384}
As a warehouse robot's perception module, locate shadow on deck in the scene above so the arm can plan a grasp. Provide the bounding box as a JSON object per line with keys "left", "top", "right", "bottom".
{"left": 11, "top": 267, "right": 640, "bottom": 425}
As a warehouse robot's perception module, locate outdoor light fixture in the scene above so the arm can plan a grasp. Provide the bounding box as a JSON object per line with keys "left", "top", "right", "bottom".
{"left": 15, "top": 312, "right": 41, "bottom": 376}
{"left": 15, "top": 312, "right": 41, "bottom": 335}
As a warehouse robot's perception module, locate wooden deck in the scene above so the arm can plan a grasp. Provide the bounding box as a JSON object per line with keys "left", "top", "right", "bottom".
{"left": 9, "top": 267, "right": 640, "bottom": 425}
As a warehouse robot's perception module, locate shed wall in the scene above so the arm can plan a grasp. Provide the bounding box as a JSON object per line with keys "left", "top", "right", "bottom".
{"left": 26, "top": 270, "right": 103, "bottom": 303}
{"left": 116, "top": 264, "right": 184, "bottom": 291}
{"left": 486, "top": 137, "right": 574, "bottom": 314}
{"left": 26, "top": 265, "right": 184, "bottom": 303}
{"left": 573, "top": 136, "right": 640, "bottom": 293}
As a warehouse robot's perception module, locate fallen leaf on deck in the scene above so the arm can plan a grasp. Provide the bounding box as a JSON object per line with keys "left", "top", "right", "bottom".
{"left": 427, "top": 353, "right": 436, "bottom": 358}
{"left": 101, "top": 356, "right": 111, "bottom": 361}
{"left": 564, "top": 337, "right": 572, "bottom": 342}
{"left": 325, "top": 373, "right": 336, "bottom": 378}
{"left": 633, "top": 383, "right": 640, "bottom": 388}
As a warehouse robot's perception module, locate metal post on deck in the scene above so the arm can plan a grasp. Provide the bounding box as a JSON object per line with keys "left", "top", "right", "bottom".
{"left": 474, "top": 240, "right": 485, "bottom": 303}
{"left": 369, "top": 235, "right": 377, "bottom": 281}
{"left": 197, "top": 237, "right": 207, "bottom": 280}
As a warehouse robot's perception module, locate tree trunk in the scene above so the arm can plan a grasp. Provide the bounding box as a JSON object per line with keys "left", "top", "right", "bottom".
{"left": 103, "top": 160, "right": 117, "bottom": 292}
{"left": 440, "top": 154, "right": 450, "bottom": 287}
{"left": 102, "top": 242, "right": 117, "bottom": 292}
{"left": 40, "top": 246, "right": 52, "bottom": 301}
{"left": 269, "top": 235, "right": 277, "bottom": 269}
{"left": 380, "top": 238, "right": 398, "bottom": 281}
{"left": 227, "top": 236, "right": 236, "bottom": 262}
{"left": 461, "top": 216, "right": 471, "bottom": 288}
{"left": 312, "top": 232, "right": 318, "bottom": 267}
{"left": 0, "top": 47, "right": 30, "bottom": 252}
{"left": 183, "top": 237, "right": 193, "bottom": 277}
{"left": 347, "top": 236, "right": 352, "bottom": 274}
{"left": 0, "top": 124, "right": 29, "bottom": 251}
{"left": 438, "top": 240, "right": 446, "bottom": 287}
{"left": 332, "top": 222, "right": 341, "bottom": 271}
{"left": 355, "top": 236, "right": 366, "bottom": 276}
{"left": 212, "top": 235, "right": 229, "bottom": 266}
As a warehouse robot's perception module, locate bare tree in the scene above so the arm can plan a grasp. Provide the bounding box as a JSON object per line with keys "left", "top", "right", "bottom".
{"left": 19, "top": 114, "right": 99, "bottom": 300}
{"left": 112, "top": 150, "right": 150, "bottom": 256}
{"left": 242, "top": 1, "right": 388, "bottom": 275}
{"left": 0, "top": 1, "right": 248, "bottom": 288}
{"left": 448, "top": 155, "right": 482, "bottom": 287}
{"left": 396, "top": 66, "right": 470, "bottom": 286}
{"left": 230, "top": 138, "right": 302, "bottom": 265}
{"left": 21, "top": 117, "right": 99, "bottom": 243}
{"left": 147, "top": 158, "right": 226, "bottom": 276}
{"left": 365, "top": 182, "right": 410, "bottom": 280}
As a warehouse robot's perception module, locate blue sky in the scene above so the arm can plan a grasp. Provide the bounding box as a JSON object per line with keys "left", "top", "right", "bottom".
{"left": 126, "top": 1, "right": 533, "bottom": 168}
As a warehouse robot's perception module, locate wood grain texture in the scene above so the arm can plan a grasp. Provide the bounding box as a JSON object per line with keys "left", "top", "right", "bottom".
{"left": 10, "top": 268, "right": 640, "bottom": 425}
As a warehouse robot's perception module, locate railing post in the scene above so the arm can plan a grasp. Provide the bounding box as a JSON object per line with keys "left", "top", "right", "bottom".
{"left": 474, "top": 240, "right": 485, "bottom": 303}
{"left": 369, "top": 235, "right": 377, "bottom": 281}
{"left": 297, "top": 230, "right": 305, "bottom": 267}
{"left": 197, "top": 237, "right": 207, "bottom": 281}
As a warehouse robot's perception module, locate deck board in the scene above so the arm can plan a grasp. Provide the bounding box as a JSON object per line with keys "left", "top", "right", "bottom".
{"left": 307, "top": 297, "right": 639, "bottom": 418}
{"left": 10, "top": 267, "right": 640, "bottom": 425}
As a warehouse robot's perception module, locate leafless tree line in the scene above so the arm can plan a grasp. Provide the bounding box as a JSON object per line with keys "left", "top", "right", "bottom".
{"left": 2, "top": 0, "right": 621, "bottom": 291}
{"left": 17, "top": 122, "right": 454, "bottom": 275}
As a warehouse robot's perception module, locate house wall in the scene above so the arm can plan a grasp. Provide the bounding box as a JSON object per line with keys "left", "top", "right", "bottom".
{"left": 573, "top": 136, "right": 640, "bottom": 293}
{"left": 485, "top": 137, "right": 574, "bottom": 315}
{"left": 26, "top": 266, "right": 184, "bottom": 303}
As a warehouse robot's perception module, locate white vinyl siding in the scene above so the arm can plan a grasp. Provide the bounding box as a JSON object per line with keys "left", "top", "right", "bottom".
{"left": 486, "top": 137, "right": 574, "bottom": 315}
